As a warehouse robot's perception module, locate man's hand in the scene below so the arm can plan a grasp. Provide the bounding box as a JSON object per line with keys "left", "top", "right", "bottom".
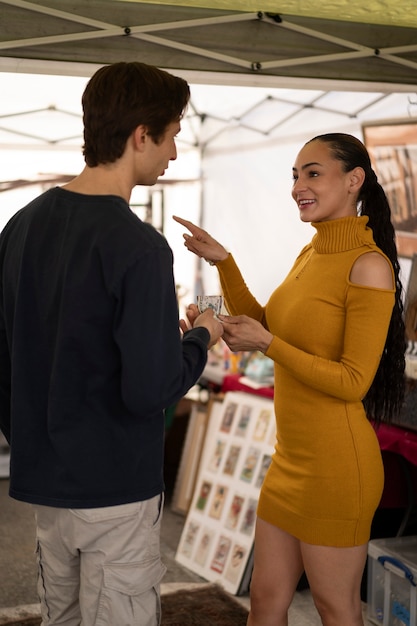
{"left": 180, "top": 304, "right": 224, "bottom": 348}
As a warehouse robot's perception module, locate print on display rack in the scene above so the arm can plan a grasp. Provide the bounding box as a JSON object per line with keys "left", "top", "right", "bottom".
{"left": 175, "top": 391, "right": 276, "bottom": 595}
{"left": 362, "top": 119, "right": 417, "bottom": 258}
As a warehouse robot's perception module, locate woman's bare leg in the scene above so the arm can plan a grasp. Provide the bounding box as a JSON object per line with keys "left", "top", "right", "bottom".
{"left": 246, "top": 518, "right": 304, "bottom": 626}
{"left": 301, "top": 542, "right": 368, "bottom": 626}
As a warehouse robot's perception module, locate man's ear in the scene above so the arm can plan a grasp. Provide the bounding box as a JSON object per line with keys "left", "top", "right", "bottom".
{"left": 133, "top": 125, "right": 148, "bottom": 152}
{"left": 349, "top": 166, "right": 365, "bottom": 192}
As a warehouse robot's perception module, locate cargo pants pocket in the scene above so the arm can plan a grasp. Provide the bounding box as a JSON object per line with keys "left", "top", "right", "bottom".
{"left": 95, "top": 556, "right": 167, "bottom": 626}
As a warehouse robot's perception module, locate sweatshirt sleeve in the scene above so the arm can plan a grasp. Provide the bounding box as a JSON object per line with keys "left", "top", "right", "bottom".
{"left": 265, "top": 283, "right": 395, "bottom": 401}
{"left": 114, "top": 246, "right": 209, "bottom": 415}
{"left": 0, "top": 297, "right": 11, "bottom": 443}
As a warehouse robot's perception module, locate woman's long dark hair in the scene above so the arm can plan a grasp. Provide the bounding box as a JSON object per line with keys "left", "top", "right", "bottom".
{"left": 309, "top": 133, "right": 406, "bottom": 425}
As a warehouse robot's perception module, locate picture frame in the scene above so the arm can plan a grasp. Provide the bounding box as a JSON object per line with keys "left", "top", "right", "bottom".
{"left": 399, "top": 255, "right": 413, "bottom": 301}
{"left": 170, "top": 401, "right": 210, "bottom": 515}
{"left": 175, "top": 391, "right": 275, "bottom": 595}
{"left": 362, "top": 119, "right": 417, "bottom": 258}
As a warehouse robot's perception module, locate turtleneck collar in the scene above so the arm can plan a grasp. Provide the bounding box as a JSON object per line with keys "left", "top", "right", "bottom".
{"left": 311, "top": 216, "right": 375, "bottom": 254}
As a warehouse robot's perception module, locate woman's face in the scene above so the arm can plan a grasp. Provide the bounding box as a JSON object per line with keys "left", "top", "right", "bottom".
{"left": 291, "top": 140, "right": 360, "bottom": 223}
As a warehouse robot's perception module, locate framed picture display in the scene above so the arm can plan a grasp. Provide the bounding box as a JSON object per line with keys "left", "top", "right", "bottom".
{"left": 175, "top": 391, "right": 275, "bottom": 595}
{"left": 362, "top": 119, "right": 417, "bottom": 258}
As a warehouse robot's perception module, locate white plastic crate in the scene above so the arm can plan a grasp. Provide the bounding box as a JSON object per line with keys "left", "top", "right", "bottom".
{"left": 367, "top": 536, "right": 417, "bottom": 626}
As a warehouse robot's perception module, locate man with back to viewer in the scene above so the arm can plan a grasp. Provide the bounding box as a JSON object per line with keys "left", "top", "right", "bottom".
{"left": 0, "top": 61, "right": 223, "bottom": 626}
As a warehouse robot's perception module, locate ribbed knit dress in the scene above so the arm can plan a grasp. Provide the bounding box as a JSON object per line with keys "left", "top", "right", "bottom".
{"left": 217, "top": 216, "right": 395, "bottom": 547}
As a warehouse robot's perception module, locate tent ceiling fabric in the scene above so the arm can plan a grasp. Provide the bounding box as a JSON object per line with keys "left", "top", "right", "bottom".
{"left": 0, "top": 0, "right": 417, "bottom": 88}
{"left": 119, "top": 0, "right": 417, "bottom": 29}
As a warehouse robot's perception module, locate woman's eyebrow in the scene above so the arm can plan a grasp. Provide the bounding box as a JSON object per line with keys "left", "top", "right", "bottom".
{"left": 292, "top": 161, "right": 321, "bottom": 173}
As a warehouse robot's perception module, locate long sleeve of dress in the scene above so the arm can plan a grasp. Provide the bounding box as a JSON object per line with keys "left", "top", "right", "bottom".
{"left": 217, "top": 254, "right": 267, "bottom": 324}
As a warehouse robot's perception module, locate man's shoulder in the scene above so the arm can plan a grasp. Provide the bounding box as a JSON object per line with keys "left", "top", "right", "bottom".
{"left": 0, "top": 187, "right": 56, "bottom": 239}
{"left": 107, "top": 204, "right": 168, "bottom": 250}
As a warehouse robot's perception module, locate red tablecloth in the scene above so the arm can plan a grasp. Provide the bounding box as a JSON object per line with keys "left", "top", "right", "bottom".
{"left": 374, "top": 423, "right": 417, "bottom": 508}
{"left": 374, "top": 422, "right": 417, "bottom": 467}
{"left": 221, "top": 374, "right": 274, "bottom": 399}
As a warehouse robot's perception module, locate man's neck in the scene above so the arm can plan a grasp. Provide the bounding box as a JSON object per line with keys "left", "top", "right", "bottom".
{"left": 62, "top": 164, "right": 132, "bottom": 203}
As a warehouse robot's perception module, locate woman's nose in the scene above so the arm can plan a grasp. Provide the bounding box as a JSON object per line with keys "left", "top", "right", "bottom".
{"left": 293, "top": 176, "right": 306, "bottom": 192}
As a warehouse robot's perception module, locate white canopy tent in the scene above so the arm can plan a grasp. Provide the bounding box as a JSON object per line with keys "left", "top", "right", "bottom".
{"left": 0, "top": 0, "right": 416, "bottom": 304}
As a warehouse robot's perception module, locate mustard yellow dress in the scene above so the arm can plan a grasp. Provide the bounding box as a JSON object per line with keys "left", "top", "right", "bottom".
{"left": 217, "top": 216, "right": 394, "bottom": 547}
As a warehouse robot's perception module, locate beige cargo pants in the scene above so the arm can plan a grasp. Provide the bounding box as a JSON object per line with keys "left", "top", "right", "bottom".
{"left": 33, "top": 494, "right": 166, "bottom": 625}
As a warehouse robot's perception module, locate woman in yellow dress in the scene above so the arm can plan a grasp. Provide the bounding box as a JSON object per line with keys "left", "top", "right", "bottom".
{"left": 174, "top": 133, "right": 405, "bottom": 626}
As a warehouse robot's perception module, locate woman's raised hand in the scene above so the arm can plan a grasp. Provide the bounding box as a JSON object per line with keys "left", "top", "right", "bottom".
{"left": 173, "top": 216, "right": 229, "bottom": 265}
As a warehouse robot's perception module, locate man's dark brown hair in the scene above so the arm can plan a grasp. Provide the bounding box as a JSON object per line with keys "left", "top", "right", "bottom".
{"left": 82, "top": 62, "right": 190, "bottom": 167}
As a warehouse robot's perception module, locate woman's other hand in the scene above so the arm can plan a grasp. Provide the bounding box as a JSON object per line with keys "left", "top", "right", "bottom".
{"left": 219, "top": 314, "right": 273, "bottom": 354}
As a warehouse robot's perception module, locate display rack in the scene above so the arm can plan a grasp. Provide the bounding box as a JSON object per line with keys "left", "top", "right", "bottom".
{"left": 175, "top": 391, "right": 275, "bottom": 595}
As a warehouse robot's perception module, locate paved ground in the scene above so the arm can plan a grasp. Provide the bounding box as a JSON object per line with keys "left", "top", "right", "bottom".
{"left": 0, "top": 478, "right": 38, "bottom": 608}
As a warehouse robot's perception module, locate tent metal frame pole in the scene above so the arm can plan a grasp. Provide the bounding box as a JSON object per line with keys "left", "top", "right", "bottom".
{"left": 134, "top": 33, "right": 251, "bottom": 69}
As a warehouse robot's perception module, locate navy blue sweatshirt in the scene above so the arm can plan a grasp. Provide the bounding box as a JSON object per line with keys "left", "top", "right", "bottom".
{"left": 0, "top": 187, "right": 209, "bottom": 508}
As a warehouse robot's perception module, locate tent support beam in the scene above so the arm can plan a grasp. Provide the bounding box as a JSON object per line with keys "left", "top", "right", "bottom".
{"left": 1, "top": 56, "right": 415, "bottom": 94}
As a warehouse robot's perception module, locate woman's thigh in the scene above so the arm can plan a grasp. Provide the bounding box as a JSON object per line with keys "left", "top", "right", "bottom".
{"left": 301, "top": 542, "right": 367, "bottom": 625}
{"left": 250, "top": 517, "right": 304, "bottom": 609}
